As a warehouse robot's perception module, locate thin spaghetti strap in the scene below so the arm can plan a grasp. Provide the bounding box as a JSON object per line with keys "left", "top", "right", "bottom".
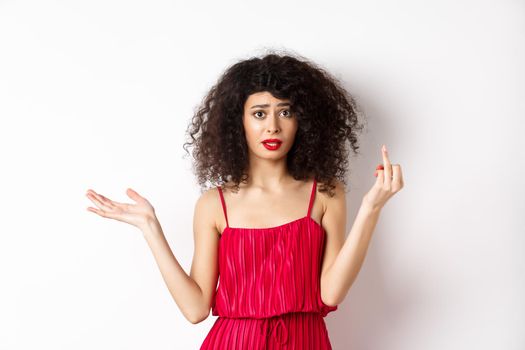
{"left": 217, "top": 187, "right": 229, "bottom": 228}
{"left": 307, "top": 179, "right": 317, "bottom": 218}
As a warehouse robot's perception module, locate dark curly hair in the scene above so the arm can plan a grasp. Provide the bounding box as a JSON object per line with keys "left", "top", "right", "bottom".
{"left": 183, "top": 49, "right": 366, "bottom": 197}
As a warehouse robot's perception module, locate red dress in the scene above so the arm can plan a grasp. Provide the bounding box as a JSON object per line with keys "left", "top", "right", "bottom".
{"left": 200, "top": 179, "right": 338, "bottom": 349}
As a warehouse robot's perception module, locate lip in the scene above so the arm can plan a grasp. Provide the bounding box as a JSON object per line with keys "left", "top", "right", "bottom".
{"left": 261, "top": 138, "right": 282, "bottom": 143}
{"left": 261, "top": 139, "right": 282, "bottom": 151}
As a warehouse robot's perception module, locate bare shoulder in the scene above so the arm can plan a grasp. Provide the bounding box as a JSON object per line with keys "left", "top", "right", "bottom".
{"left": 193, "top": 186, "right": 222, "bottom": 235}
{"left": 317, "top": 178, "right": 347, "bottom": 216}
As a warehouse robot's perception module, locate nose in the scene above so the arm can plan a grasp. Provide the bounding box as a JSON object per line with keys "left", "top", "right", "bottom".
{"left": 266, "top": 113, "right": 280, "bottom": 133}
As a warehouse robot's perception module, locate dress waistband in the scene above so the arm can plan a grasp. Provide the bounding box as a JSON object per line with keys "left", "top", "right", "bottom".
{"left": 259, "top": 316, "right": 289, "bottom": 345}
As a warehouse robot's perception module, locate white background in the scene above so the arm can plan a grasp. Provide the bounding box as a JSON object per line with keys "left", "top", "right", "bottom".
{"left": 1, "top": 0, "right": 523, "bottom": 349}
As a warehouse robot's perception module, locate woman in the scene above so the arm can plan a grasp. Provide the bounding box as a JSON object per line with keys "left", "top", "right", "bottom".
{"left": 86, "top": 51, "right": 404, "bottom": 349}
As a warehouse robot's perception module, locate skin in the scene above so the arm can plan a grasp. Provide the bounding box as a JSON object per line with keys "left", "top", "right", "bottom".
{"left": 85, "top": 91, "right": 404, "bottom": 324}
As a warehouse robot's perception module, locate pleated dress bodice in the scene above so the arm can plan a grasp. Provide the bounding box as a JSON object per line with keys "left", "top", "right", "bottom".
{"left": 211, "top": 179, "right": 338, "bottom": 319}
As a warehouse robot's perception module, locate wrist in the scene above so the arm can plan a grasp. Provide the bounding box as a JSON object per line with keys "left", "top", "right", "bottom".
{"left": 140, "top": 216, "right": 161, "bottom": 237}
{"left": 360, "top": 199, "right": 382, "bottom": 214}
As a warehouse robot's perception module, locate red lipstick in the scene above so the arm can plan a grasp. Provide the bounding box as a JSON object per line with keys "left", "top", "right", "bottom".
{"left": 261, "top": 138, "right": 282, "bottom": 151}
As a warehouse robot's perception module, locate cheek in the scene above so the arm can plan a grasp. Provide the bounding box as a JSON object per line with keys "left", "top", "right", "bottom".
{"left": 243, "top": 119, "right": 263, "bottom": 141}
{"left": 288, "top": 123, "right": 299, "bottom": 139}
{"left": 244, "top": 121, "right": 264, "bottom": 135}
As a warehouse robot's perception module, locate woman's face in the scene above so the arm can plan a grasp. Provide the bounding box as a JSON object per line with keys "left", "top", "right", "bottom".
{"left": 242, "top": 91, "right": 298, "bottom": 160}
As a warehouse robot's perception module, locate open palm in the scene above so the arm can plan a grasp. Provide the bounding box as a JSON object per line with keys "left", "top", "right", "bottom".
{"left": 85, "top": 188, "right": 156, "bottom": 230}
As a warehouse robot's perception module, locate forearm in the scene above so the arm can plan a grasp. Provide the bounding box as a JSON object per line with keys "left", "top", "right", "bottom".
{"left": 322, "top": 201, "right": 382, "bottom": 305}
{"left": 141, "top": 218, "right": 205, "bottom": 324}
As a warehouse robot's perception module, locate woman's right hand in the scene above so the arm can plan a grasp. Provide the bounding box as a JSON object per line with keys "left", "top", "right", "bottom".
{"left": 86, "top": 188, "right": 157, "bottom": 231}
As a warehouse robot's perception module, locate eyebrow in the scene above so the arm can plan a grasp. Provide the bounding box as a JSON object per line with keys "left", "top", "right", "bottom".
{"left": 250, "top": 102, "right": 291, "bottom": 109}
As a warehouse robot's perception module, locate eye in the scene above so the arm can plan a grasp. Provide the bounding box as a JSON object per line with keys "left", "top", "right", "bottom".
{"left": 252, "top": 109, "right": 293, "bottom": 119}
{"left": 253, "top": 110, "right": 265, "bottom": 119}
{"left": 281, "top": 109, "right": 292, "bottom": 117}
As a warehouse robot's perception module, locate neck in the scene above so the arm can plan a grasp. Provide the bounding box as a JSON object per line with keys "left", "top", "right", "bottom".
{"left": 245, "top": 155, "right": 292, "bottom": 190}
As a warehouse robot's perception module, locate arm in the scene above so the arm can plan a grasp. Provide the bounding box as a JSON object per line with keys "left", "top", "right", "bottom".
{"left": 320, "top": 145, "right": 403, "bottom": 305}
{"left": 141, "top": 189, "right": 219, "bottom": 324}
{"left": 320, "top": 199, "right": 381, "bottom": 306}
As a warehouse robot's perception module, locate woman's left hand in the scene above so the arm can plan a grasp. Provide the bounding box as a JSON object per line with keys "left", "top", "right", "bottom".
{"left": 362, "top": 145, "right": 404, "bottom": 211}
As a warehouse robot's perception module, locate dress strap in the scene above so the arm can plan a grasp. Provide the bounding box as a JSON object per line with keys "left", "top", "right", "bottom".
{"left": 307, "top": 178, "right": 317, "bottom": 218}
{"left": 217, "top": 187, "right": 229, "bottom": 228}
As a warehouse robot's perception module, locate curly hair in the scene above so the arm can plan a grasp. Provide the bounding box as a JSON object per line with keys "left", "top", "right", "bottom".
{"left": 182, "top": 49, "right": 366, "bottom": 197}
